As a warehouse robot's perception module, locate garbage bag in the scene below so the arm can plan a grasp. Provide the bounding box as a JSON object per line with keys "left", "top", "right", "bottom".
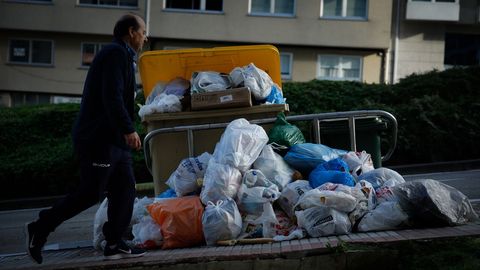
{"left": 236, "top": 169, "right": 280, "bottom": 215}
{"left": 278, "top": 180, "right": 312, "bottom": 220}
{"left": 284, "top": 143, "right": 347, "bottom": 175}
{"left": 296, "top": 206, "right": 351, "bottom": 237}
{"left": 230, "top": 63, "right": 273, "bottom": 100}
{"left": 264, "top": 84, "right": 285, "bottom": 104}
{"left": 357, "top": 201, "right": 409, "bottom": 232}
{"left": 212, "top": 118, "right": 268, "bottom": 173}
{"left": 200, "top": 159, "right": 242, "bottom": 205}
{"left": 317, "top": 181, "right": 375, "bottom": 224}
{"left": 147, "top": 196, "right": 205, "bottom": 249}
{"left": 191, "top": 71, "right": 233, "bottom": 93}
{"left": 202, "top": 199, "right": 243, "bottom": 246}
{"left": 93, "top": 198, "right": 108, "bottom": 250}
{"left": 240, "top": 203, "right": 278, "bottom": 238}
{"left": 342, "top": 151, "right": 375, "bottom": 179}
{"left": 138, "top": 93, "right": 182, "bottom": 118}
{"left": 392, "top": 179, "right": 479, "bottom": 227}
{"left": 308, "top": 158, "right": 355, "bottom": 188}
{"left": 267, "top": 112, "right": 305, "bottom": 148}
{"left": 357, "top": 167, "right": 405, "bottom": 190}
{"left": 166, "top": 152, "right": 212, "bottom": 196}
{"left": 132, "top": 215, "right": 163, "bottom": 249}
{"left": 295, "top": 188, "right": 357, "bottom": 213}
{"left": 253, "top": 144, "right": 295, "bottom": 190}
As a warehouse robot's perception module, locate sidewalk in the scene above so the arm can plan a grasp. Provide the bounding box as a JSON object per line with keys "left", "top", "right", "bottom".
{"left": 1, "top": 222, "right": 480, "bottom": 270}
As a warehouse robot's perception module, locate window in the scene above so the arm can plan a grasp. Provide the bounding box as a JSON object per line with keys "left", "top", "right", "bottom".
{"left": 11, "top": 0, "right": 52, "bottom": 3}
{"left": 411, "top": 0, "right": 456, "bottom": 2}
{"left": 9, "top": 39, "right": 53, "bottom": 65}
{"left": 11, "top": 92, "right": 51, "bottom": 107}
{"left": 250, "top": 0, "right": 295, "bottom": 16}
{"left": 81, "top": 43, "right": 107, "bottom": 66}
{"left": 78, "top": 0, "right": 138, "bottom": 8}
{"left": 444, "top": 33, "right": 480, "bottom": 66}
{"left": 164, "top": 0, "right": 223, "bottom": 12}
{"left": 280, "top": 53, "right": 293, "bottom": 80}
{"left": 317, "top": 55, "right": 362, "bottom": 81}
{"left": 321, "top": 0, "right": 367, "bottom": 19}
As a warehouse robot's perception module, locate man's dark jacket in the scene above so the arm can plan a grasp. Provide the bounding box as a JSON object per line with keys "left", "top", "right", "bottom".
{"left": 73, "top": 39, "right": 136, "bottom": 150}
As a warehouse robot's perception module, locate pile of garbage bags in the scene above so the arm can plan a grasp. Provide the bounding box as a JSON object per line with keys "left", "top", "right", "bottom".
{"left": 138, "top": 63, "right": 286, "bottom": 118}
{"left": 93, "top": 117, "right": 478, "bottom": 250}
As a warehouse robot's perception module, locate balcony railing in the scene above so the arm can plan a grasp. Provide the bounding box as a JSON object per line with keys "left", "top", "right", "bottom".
{"left": 406, "top": 0, "right": 460, "bottom": 22}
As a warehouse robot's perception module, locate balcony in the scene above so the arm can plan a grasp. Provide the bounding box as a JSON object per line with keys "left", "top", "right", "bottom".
{"left": 406, "top": 0, "right": 460, "bottom": 22}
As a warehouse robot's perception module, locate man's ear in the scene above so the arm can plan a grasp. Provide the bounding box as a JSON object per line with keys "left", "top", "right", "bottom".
{"left": 128, "top": 26, "right": 135, "bottom": 38}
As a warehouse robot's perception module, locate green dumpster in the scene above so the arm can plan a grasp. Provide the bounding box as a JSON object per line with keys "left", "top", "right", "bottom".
{"left": 319, "top": 117, "right": 388, "bottom": 168}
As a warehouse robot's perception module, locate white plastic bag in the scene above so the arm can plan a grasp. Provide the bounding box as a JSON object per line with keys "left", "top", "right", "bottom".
{"left": 131, "top": 196, "right": 155, "bottom": 225}
{"left": 357, "top": 201, "right": 409, "bottom": 232}
{"left": 200, "top": 159, "right": 242, "bottom": 205}
{"left": 92, "top": 198, "right": 108, "bottom": 250}
{"left": 132, "top": 215, "right": 163, "bottom": 248}
{"left": 239, "top": 203, "right": 279, "bottom": 239}
{"left": 202, "top": 199, "right": 243, "bottom": 246}
{"left": 296, "top": 206, "right": 351, "bottom": 237}
{"left": 212, "top": 118, "right": 268, "bottom": 173}
{"left": 253, "top": 144, "right": 294, "bottom": 190}
{"left": 191, "top": 71, "right": 233, "bottom": 93}
{"left": 236, "top": 169, "right": 280, "bottom": 215}
{"left": 230, "top": 63, "right": 273, "bottom": 100}
{"left": 342, "top": 151, "right": 375, "bottom": 179}
{"left": 277, "top": 180, "right": 312, "bottom": 219}
{"left": 357, "top": 167, "right": 405, "bottom": 189}
{"left": 138, "top": 93, "right": 182, "bottom": 118}
{"left": 166, "top": 152, "right": 212, "bottom": 196}
{"left": 295, "top": 189, "right": 357, "bottom": 213}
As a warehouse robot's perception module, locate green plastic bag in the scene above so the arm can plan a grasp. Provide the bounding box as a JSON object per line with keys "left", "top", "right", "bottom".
{"left": 268, "top": 112, "right": 306, "bottom": 148}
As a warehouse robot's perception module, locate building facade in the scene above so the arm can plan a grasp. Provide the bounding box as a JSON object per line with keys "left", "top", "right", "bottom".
{"left": 0, "top": 0, "right": 478, "bottom": 107}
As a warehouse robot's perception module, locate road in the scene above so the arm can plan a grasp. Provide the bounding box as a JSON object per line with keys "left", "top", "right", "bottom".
{"left": 1, "top": 169, "right": 479, "bottom": 256}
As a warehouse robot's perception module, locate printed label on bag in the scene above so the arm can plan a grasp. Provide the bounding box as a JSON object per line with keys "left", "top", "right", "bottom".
{"left": 220, "top": 95, "right": 233, "bottom": 103}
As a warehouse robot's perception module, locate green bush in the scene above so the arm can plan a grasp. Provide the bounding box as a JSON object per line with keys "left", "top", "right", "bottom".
{"left": 1, "top": 66, "right": 479, "bottom": 199}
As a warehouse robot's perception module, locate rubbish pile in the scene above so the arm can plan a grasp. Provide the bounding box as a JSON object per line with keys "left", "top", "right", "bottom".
{"left": 138, "top": 63, "right": 285, "bottom": 117}
{"left": 93, "top": 117, "right": 478, "bottom": 250}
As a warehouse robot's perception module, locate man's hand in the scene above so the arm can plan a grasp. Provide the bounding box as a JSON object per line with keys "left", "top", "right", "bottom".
{"left": 124, "top": 131, "right": 141, "bottom": 151}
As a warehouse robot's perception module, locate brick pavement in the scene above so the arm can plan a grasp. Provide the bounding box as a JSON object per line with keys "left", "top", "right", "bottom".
{"left": 1, "top": 223, "right": 479, "bottom": 270}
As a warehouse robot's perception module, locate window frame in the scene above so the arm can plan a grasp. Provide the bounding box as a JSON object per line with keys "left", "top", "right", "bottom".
{"left": 410, "top": 0, "right": 457, "bottom": 3}
{"left": 77, "top": 0, "right": 139, "bottom": 9}
{"left": 248, "top": 0, "right": 296, "bottom": 17}
{"left": 316, "top": 54, "right": 363, "bottom": 81}
{"left": 5, "top": 0, "right": 52, "bottom": 4}
{"left": 280, "top": 52, "right": 293, "bottom": 80}
{"left": 163, "top": 0, "right": 224, "bottom": 14}
{"left": 8, "top": 38, "right": 54, "bottom": 66}
{"left": 320, "top": 0, "right": 368, "bottom": 20}
{"left": 80, "top": 42, "right": 107, "bottom": 67}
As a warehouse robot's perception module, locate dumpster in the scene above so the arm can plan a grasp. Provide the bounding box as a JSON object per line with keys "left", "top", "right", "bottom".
{"left": 138, "top": 45, "right": 288, "bottom": 195}
{"left": 318, "top": 117, "right": 389, "bottom": 168}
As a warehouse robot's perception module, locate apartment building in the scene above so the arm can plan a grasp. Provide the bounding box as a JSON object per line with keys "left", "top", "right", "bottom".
{"left": 0, "top": 0, "right": 478, "bottom": 107}
{"left": 392, "top": 0, "right": 480, "bottom": 81}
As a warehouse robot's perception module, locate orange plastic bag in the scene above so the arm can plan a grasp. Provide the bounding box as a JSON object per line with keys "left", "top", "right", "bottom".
{"left": 147, "top": 196, "right": 205, "bottom": 249}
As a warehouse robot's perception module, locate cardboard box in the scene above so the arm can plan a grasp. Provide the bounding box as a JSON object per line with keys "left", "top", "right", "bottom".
{"left": 191, "top": 87, "right": 252, "bottom": 111}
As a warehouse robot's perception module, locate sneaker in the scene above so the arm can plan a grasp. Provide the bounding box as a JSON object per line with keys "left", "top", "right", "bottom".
{"left": 24, "top": 222, "right": 47, "bottom": 264}
{"left": 103, "top": 240, "right": 146, "bottom": 260}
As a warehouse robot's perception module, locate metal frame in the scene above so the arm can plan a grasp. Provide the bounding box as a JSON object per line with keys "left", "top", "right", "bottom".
{"left": 143, "top": 110, "right": 397, "bottom": 175}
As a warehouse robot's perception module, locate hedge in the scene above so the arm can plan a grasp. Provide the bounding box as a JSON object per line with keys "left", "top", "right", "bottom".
{"left": 0, "top": 66, "right": 479, "bottom": 199}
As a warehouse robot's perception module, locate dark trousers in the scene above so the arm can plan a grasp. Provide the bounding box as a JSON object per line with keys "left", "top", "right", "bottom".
{"left": 36, "top": 143, "right": 136, "bottom": 245}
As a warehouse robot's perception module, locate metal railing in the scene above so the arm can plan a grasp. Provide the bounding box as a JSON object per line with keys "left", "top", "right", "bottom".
{"left": 143, "top": 110, "right": 397, "bottom": 175}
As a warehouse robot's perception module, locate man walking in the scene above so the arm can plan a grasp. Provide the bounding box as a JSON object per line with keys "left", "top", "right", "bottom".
{"left": 25, "top": 13, "right": 148, "bottom": 263}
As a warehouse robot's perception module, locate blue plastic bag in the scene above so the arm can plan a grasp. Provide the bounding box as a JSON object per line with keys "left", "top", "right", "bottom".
{"left": 308, "top": 158, "right": 355, "bottom": 188}
{"left": 264, "top": 85, "right": 285, "bottom": 104}
{"left": 283, "top": 143, "right": 347, "bottom": 175}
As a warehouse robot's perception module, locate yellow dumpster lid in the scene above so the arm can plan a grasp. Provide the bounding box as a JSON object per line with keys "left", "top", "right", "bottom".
{"left": 138, "top": 44, "right": 282, "bottom": 98}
